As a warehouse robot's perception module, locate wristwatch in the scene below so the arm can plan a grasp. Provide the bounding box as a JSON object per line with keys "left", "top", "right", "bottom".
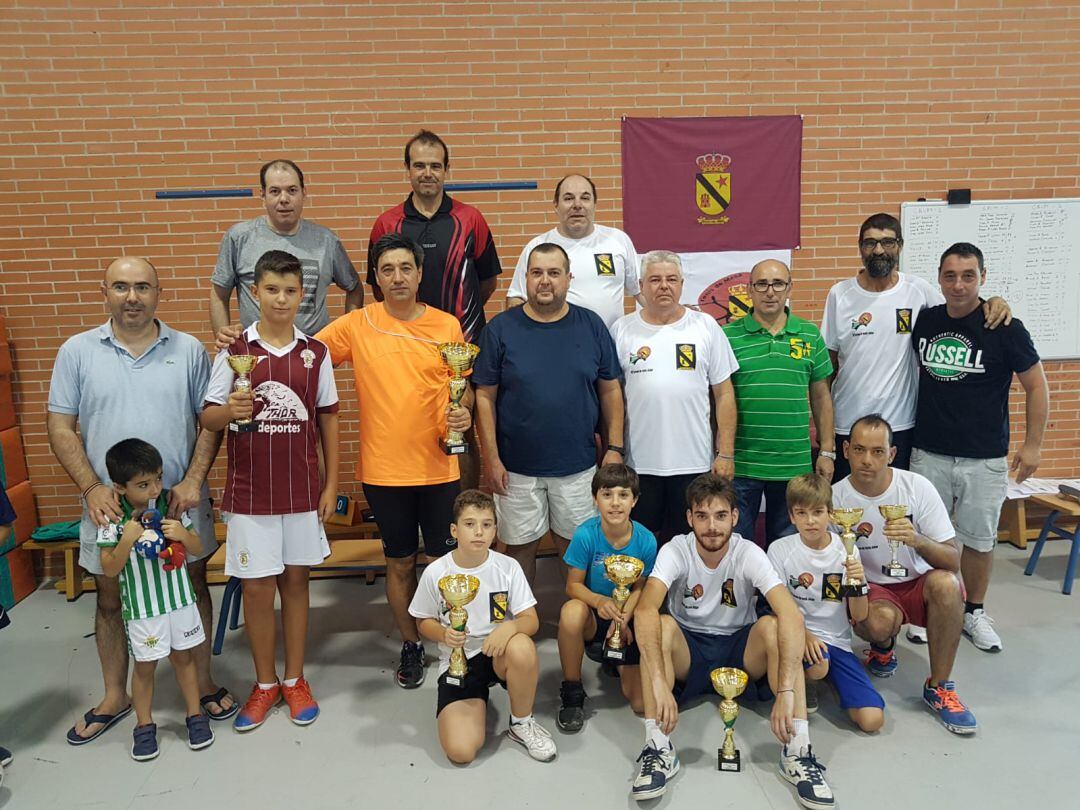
{"left": 819, "top": 450, "right": 837, "bottom": 460}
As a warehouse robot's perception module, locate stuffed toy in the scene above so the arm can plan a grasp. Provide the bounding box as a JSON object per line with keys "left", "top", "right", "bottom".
{"left": 134, "top": 508, "right": 187, "bottom": 572}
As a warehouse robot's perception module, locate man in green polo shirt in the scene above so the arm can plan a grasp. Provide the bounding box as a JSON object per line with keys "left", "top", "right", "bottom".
{"left": 724, "top": 259, "right": 835, "bottom": 546}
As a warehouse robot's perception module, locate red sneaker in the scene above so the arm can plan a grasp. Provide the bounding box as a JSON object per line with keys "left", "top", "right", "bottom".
{"left": 233, "top": 683, "right": 281, "bottom": 732}
{"left": 281, "top": 677, "right": 320, "bottom": 725}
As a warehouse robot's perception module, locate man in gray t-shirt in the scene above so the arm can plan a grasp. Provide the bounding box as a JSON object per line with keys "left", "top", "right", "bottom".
{"left": 210, "top": 159, "right": 362, "bottom": 339}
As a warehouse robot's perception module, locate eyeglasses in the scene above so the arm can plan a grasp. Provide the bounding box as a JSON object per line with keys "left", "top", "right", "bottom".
{"left": 859, "top": 238, "right": 901, "bottom": 251}
{"left": 750, "top": 280, "right": 791, "bottom": 293}
{"left": 108, "top": 283, "right": 157, "bottom": 296}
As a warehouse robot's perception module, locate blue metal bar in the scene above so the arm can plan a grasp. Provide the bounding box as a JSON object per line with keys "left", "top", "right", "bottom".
{"left": 445, "top": 181, "right": 537, "bottom": 192}
{"left": 155, "top": 189, "right": 253, "bottom": 199}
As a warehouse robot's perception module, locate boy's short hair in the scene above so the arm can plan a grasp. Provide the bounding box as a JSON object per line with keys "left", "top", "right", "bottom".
{"left": 591, "top": 463, "right": 640, "bottom": 497}
{"left": 786, "top": 473, "right": 834, "bottom": 513}
{"left": 685, "top": 473, "right": 737, "bottom": 512}
{"left": 453, "top": 489, "right": 496, "bottom": 522}
{"left": 105, "top": 438, "right": 163, "bottom": 487}
{"left": 254, "top": 249, "right": 303, "bottom": 285}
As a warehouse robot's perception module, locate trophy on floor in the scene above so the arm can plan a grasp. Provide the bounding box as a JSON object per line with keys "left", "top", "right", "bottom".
{"left": 602, "top": 554, "right": 645, "bottom": 662}
{"left": 227, "top": 354, "right": 259, "bottom": 433}
{"left": 711, "top": 667, "right": 748, "bottom": 772}
{"left": 437, "top": 342, "right": 480, "bottom": 455}
{"left": 830, "top": 507, "right": 869, "bottom": 597}
{"left": 879, "top": 504, "right": 910, "bottom": 578}
{"left": 438, "top": 574, "right": 480, "bottom": 687}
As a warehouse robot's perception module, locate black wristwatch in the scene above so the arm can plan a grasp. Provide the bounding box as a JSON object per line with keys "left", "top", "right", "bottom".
{"left": 607, "top": 444, "right": 625, "bottom": 455}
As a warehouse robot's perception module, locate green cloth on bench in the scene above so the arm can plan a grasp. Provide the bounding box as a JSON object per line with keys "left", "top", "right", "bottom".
{"left": 30, "top": 521, "right": 81, "bottom": 542}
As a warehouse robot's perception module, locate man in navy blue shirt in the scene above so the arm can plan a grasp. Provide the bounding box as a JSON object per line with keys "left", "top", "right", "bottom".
{"left": 473, "top": 243, "right": 624, "bottom": 584}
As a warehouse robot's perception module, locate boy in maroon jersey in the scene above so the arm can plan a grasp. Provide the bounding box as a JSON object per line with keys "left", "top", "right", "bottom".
{"left": 201, "top": 249, "right": 340, "bottom": 732}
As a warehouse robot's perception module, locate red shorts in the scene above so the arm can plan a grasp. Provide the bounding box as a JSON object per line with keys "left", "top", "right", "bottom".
{"left": 868, "top": 571, "right": 965, "bottom": 629}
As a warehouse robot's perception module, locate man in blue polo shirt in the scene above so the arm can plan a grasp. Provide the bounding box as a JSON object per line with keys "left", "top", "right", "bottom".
{"left": 473, "top": 243, "right": 624, "bottom": 584}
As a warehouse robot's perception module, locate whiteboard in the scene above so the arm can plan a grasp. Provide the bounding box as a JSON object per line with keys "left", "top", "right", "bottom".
{"left": 900, "top": 199, "right": 1080, "bottom": 359}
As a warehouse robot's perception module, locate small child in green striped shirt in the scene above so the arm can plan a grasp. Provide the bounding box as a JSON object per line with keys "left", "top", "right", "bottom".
{"left": 97, "top": 438, "right": 214, "bottom": 761}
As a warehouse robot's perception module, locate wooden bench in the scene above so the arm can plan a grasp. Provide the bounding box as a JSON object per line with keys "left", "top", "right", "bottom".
{"left": 1023, "top": 493, "right": 1080, "bottom": 595}
{"left": 21, "top": 539, "right": 86, "bottom": 601}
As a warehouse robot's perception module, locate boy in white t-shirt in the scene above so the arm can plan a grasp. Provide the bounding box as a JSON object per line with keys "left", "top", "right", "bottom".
{"left": 409, "top": 490, "right": 557, "bottom": 765}
{"left": 768, "top": 474, "right": 884, "bottom": 733}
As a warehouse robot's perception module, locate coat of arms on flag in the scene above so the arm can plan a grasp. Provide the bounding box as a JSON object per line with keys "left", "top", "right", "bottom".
{"left": 695, "top": 153, "right": 732, "bottom": 224}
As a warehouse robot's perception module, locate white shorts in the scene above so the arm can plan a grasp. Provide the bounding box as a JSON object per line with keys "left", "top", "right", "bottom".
{"left": 126, "top": 602, "right": 205, "bottom": 663}
{"left": 223, "top": 511, "right": 331, "bottom": 578}
{"left": 495, "top": 466, "right": 598, "bottom": 546}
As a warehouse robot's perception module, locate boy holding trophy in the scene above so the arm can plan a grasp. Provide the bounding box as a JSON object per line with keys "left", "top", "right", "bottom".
{"left": 767, "top": 474, "right": 885, "bottom": 733}
{"left": 201, "top": 250, "right": 340, "bottom": 732}
{"left": 409, "top": 490, "right": 556, "bottom": 765}
{"left": 556, "top": 463, "right": 657, "bottom": 732}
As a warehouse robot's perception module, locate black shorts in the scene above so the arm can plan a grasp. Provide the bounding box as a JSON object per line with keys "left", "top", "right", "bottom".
{"left": 586, "top": 607, "right": 641, "bottom": 666}
{"left": 633, "top": 473, "right": 698, "bottom": 545}
{"left": 362, "top": 480, "right": 460, "bottom": 559}
{"left": 435, "top": 652, "right": 507, "bottom": 716}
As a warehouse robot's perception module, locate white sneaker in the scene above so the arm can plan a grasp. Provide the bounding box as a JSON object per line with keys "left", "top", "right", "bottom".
{"left": 779, "top": 745, "right": 835, "bottom": 809}
{"left": 508, "top": 717, "right": 557, "bottom": 762}
{"left": 906, "top": 625, "right": 928, "bottom": 644}
{"left": 963, "top": 609, "right": 1003, "bottom": 652}
{"left": 632, "top": 741, "right": 680, "bottom": 801}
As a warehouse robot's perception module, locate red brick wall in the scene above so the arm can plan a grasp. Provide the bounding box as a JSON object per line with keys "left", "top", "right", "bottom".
{"left": 3, "top": 0, "right": 1078, "bottom": 529}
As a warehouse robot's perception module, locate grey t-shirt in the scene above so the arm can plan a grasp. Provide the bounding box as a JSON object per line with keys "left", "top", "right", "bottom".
{"left": 212, "top": 216, "right": 360, "bottom": 335}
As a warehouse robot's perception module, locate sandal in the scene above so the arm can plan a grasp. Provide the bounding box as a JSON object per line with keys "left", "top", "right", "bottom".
{"left": 66, "top": 705, "right": 132, "bottom": 745}
{"left": 200, "top": 687, "right": 239, "bottom": 721}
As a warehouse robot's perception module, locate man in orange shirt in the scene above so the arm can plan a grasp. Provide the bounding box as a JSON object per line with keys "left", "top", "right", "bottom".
{"left": 317, "top": 233, "right": 473, "bottom": 689}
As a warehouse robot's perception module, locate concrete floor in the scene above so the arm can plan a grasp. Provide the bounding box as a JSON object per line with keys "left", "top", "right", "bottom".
{"left": 1, "top": 542, "right": 1077, "bottom": 810}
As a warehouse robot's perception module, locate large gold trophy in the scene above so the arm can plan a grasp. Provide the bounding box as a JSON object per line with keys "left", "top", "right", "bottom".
{"left": 227, "top": 354, "right": 259, "bottom": 433}
{"left": 830, "top": 507, "right": 869, "bottom": 597}
{"left": 437, "top": 342, "right": 480, "bottom": 455}
{"left": 711, "top": 667, "right": 749, "bottom": 772}
{"left": 879, "top": 504, "right": 910, "bottom": 578}
{"left": 602, "top": 555, "right": 645, "bottom": 662}
{"left": 438, "top": 574, "right": 480, "bottom": 686}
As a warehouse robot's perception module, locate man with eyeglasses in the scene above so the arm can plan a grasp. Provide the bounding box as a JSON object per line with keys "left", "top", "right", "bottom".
{"left": 49, "top": 257, "right": 237, "bottom": 745}
{"left": 610, "top": 250, "right": 738, "bottom": 545}
{"left": 724, "top": 259, "right": 834, "bottom": 546}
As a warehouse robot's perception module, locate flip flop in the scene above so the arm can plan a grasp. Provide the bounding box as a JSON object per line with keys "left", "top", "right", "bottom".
{"left": 200, "top": 687, "right": 239, "bottom": 721}
{"left": 66, "top": 705, "right": 133, "bottom": 746}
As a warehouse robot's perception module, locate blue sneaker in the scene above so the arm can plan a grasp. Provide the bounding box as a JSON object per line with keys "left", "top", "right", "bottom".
{"left": 923, "top": 680, "right": 977, "bottom": 734}
{"left": 864, "top": 645, "right": 897, "bottom": 677}
{"left": 631, "top": 742, "right": 680, "bottom": 801}
{"left": 131, "top": 723, "right": 159, "bottom": 761}
{"left": 0, "top": 745, "right": 11, "bottom": 766}
{"left": 186, "top": 714, "right": 215, "bottom": 750}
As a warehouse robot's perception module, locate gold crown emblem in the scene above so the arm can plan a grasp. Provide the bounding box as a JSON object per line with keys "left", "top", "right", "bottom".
{"left": 696, "top": 153, "right": 732, "bottom": 172}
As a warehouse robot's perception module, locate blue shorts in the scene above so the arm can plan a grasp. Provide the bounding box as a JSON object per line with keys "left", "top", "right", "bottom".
{"left": 807, "top": 644, "right": 885, "bottom": 710}
{"left": 674, "top": 623, "right": 755, "bottom": 705}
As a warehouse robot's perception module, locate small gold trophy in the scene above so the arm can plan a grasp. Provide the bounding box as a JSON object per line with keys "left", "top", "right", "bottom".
{"left": 711, "top": 667, "right": 748, "bottom": 772}
{"left": 437, "top": 342, "right": 480, "bottom": 455}
{"left": 879, "top": 504, "right": 910, "bottom": 578}
{"left": 830, "top": 507, "right": 869, "bottom": 597}
{"left": 226, "top": 354, "right": 259, "bottom": 433}
{"left": 602, "top": 554, "right": 645, "bottom": 662}
{"left": 438, "top": 573, "right": 480, "bottom": 686}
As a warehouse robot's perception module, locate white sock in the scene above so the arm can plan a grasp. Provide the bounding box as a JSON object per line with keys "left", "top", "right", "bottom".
{"left": 282, "top": 677, "right": 299, "bottom": 688}
{"left": 788, "top": 718, "right": 810, "bottom": 757}
{"left": 511, "top": 713, "right": 532, "bottom": 726}
{"left": 257, "top": 681, "right": 278, "bottom": 691}
{"left": 644, "top": 718, "right": 671, "bottom": 749}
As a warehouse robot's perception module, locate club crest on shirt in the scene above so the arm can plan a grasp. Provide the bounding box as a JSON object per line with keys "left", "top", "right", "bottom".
{"left": 594, "top": 253, "right": 616, "bottom": 276}
{"left": 895, "top": 308, "right": 913, "bottom": 334}
{"left": 822, "top": 573, "right": 844, "bottom": 603}
{"left": 490, "top": 591, "right": 508, "bottom": 622}
{"left": 300, "top": 348, "right": 316, "bottom": 368}
{"left": 676, "top": 343, "right": 697, "bottom": 370}
{"left": 789, "top": 572, "right": 814, "bottom": 590}
{"left": 721, "top": 578, "right": 738, "bottom": 608}
{"left": 682, "top": 583, "right": 705, "bottom": 609}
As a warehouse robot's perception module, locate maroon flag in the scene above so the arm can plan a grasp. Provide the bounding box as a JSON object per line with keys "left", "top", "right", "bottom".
{"left": 622, "top": 116, "right": 802, "bottom": 252}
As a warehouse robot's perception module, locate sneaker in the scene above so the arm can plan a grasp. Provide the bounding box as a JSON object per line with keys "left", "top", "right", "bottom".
{"left": 864, "top": 645, "right": 897, "bottom": 677}
{"left": 0, "top": 745, "right": 11, "bottom": 767}
{"left": 963, "top": 609, "right": 1003, "bottom": 652}
{"left": 906, "top": 625, "right": 928, "bottom": 644}
{"left": 131, "top": 723, "right": 159, "bottom": 761}
{"left": 805, "top": 680, "right": 819, "bottom": 715}
{"left": 557, "top": 680, "right": 586, "bottom": 732}
{"left": 233, "top": 683, "right": 281, "bottom": 732}
{"left": 281, "top": 677, "right": 320, "bottom": 725}
{"left": 923, "top": 679, "right": 977, "bottom": 734}
{"left": 779, "top": 745, "right": 834, "bottom": 809}
{"left": 507, "top": 717, "right": 557, "bottom": 762}
{"left": 185, "top": 714, "right": 215, "bottom": 750}
{"left": 631, "top": 742, "right": 680, "bottom": 801}
{"left": 396, "top": 641, "right": 426, "bottom": 689}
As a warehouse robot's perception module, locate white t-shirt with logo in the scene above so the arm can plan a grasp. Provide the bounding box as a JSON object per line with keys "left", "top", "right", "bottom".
{"left": 507, "top": 225, "right": 640, "bottom": 327}
{"left": 610, "top": 308, "right": 739, "bottom": 475}
{"left": 831, "top": 468, "right": 955, "bottom": 585}
{"left": 768, "top": 532, "right": 859, "bottom": 652}
{"left": 408, "top": 550, "right": 537, "bottom": 676}
{"left": 650, "top": 532, "right": 782, "bottom": 636}
{"left": 821, "top": 274, "right": 944, "bottom": 432}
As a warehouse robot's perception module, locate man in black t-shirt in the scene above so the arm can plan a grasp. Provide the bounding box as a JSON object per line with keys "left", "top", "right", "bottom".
{"left": 910, "top": 242, "right": 1048, "bottom": 654}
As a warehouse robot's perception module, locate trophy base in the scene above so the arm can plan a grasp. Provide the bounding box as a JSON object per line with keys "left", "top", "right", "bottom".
{"left": 602, "top": 646, "right": 625, "bottom": 663}
{"left": 717, "top": 749, "right": 741, "bottom": 772}
{"left": 882, "top": 564, "right": 909, "bottom": 578}
{"left": 235, "top": 420, "right": 257, "bottom": 434}
{"left": 439, "top": 438, "right": 468, "bottom": 456}
{"left": 843, "top": 582, "right": 870, "bottom": 598}
{"left": 444, "top": 675, "right": 463, "bottom": 687}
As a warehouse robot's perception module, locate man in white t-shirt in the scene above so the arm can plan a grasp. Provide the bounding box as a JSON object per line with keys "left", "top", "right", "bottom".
{"left": 821, "top": 212, "right": 1009, "bottom": 482}
{"left": 610, "top": 251, "right": 738, "bottom": 545}
{"left": 831, "top": 414, "right": 977, "bottom": 735}
{"left": 506, "top": 174, "right": 643, "bottom": 327}
{"left": 630, "top": 474, "right": 834, "bottom": 809}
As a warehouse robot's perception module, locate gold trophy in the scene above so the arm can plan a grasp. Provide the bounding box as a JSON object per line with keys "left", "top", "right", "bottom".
{"left": 226, "top": 354, "right": 259, "bottom": 433}
{"left": 602, "top": 554, "right": 645, "bottom": 663}
{"left": 438, "top": 573, "right": 480, "bottom": 686}
{"left": 437, "top": 342, "right": 480, "bottom": 455}
{"left": 879, "top": 504, "right": 910, "bottom": 578}
{"left": 830, "top": 507, "right": 869, "bottom": 597}
{"left": 711, "top": 667, "right": 748, "bottom": 772}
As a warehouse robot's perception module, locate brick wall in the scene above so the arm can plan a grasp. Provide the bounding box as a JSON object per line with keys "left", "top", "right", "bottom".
{"left": 2, "top": 0, "right": 1078, "bottom": 530}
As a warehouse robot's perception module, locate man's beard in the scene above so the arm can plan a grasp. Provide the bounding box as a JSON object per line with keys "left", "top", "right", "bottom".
{"left": 865, "top": 253, "right": 896, "bottom": 278}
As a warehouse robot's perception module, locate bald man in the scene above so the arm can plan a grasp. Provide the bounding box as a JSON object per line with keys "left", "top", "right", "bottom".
{"left": 48, "top": 257, "right": 235, "bottom": 745}
{"left": 723, "top": 260, "right": 835, "bottom": 546}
